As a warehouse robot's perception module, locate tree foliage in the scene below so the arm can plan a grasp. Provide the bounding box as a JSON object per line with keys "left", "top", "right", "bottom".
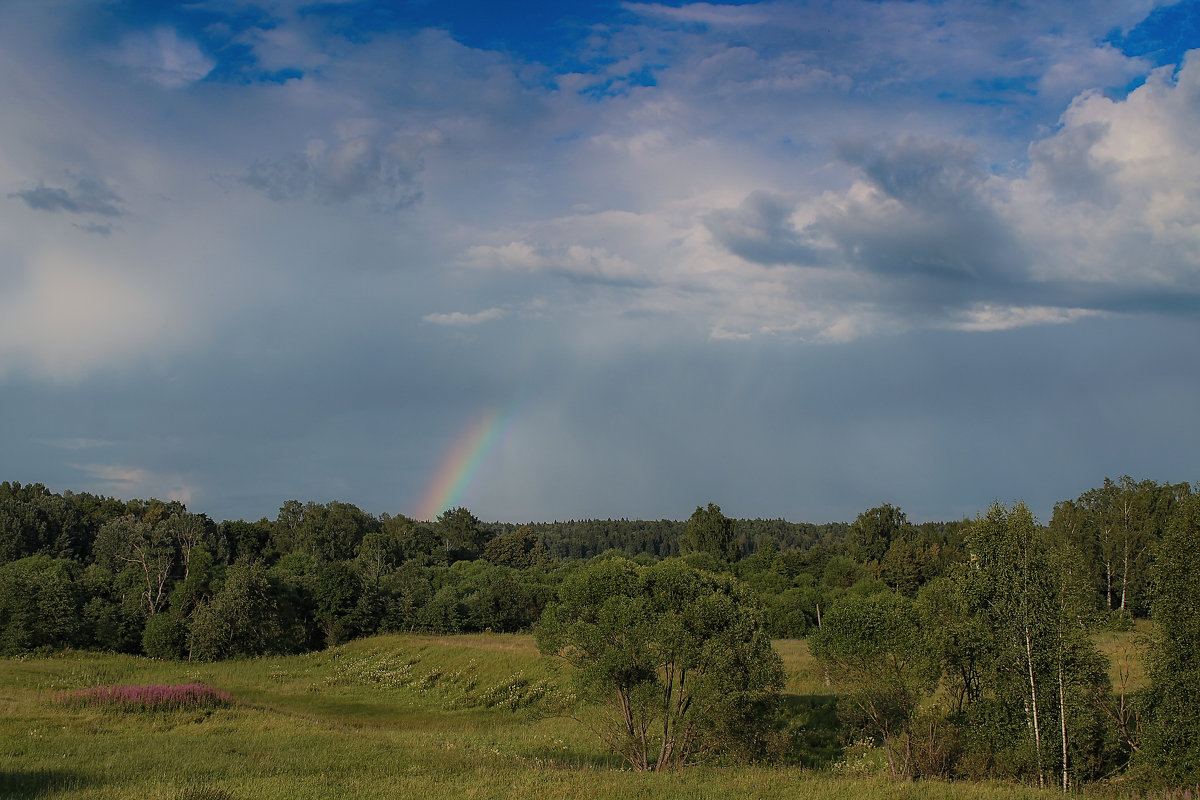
{"left": 535, "top": 557, "right": 784, "bottom": 770}
{"left": 846, "top": 504, "right": 910, "bottom": 567}
{"left": 958, "top": 502, "right": 1114, "bottom": 788}
{"left": 0, "top": 473, "right": 1187, "bottom": 788}
{"left": 189, "top": 560, "right": 289, "bottom": 661}
{"left": 0, "top": 556, "right": 83, "bottom": 655}
{"left": 438, "top": 506, "right": 490, "bottom": 560}
{"left": 680, "top": 503, "right": 740, "bottom": 564}
{"left": 809, "top": 591, "right": 941, "bottom": 778}
{"left": 1142, "top": 493, "right": 1200, "bottom": 784}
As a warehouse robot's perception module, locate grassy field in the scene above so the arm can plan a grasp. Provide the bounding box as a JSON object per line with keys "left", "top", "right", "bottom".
{"left": 1093, "top": 619, "right": 1152, "bottom": 694}
{"left": 1, "top": 631, "right": 1147, "bottom": 800}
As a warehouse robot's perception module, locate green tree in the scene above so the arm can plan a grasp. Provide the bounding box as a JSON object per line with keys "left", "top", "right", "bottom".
{"left": 462, "top": 564, "right": 535, "bottom": 632}
{"left": 809, "top": 591, "right": 941, "bottom": 778}
{"left": 161, "top": 512, "right": 213, "bottom": 582}
{"left": 680, "top": 503, "right": 740, "bottom": 564}
{"left": 141, "top": 612, "right": 188, "bottom": 660}
{"left": 482, "top": 525, "right": 550, "bottom": 569}
{"left": 959, "top": 502, "right": 1113, "bottom": 789}
{"left": 438, "top": 507, "right": 490, "bottom": 561}
{"left": 93, "top": 515, "right": 177, "bottom": 616}
{"left": 314, "top": 561, "right": 362, "bottom": 645}
{"left": 915, "top": 577, "right": 985, "bottom": 714}
{"left": 846, "top": 504, "right": 910, "bottom": 568}
{"left": 880, "top": 536, "right": 924, "bottom": 596}
{"left": 273, "top": 500, "right": 379, "bottom": 563}
{"left": 535, "top": 557, "right": 784, "bottom": 770}
{"left": 0, "top": 556, "right": 83, "bottom": 654}
{"left": 1142, "top": 493, "right": 1200, "bottom": 784}
{"left": 1052, "top": 478, "right": 1191, "bottom": 617}
{"left": 219, "top": 518, "right": 274, "bottom": 562}
{"left": 189, "top": 560, "right": 287, "bottom": 660}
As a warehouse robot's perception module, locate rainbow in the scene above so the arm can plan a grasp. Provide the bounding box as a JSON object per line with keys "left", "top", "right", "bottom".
{"left": 415, "top": 407, "right": 511, "bottom": 521}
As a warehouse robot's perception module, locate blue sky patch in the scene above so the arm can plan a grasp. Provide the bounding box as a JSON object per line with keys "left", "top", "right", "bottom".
{"left": 1110, "top": 0, "right": 1200, "bottom": 67}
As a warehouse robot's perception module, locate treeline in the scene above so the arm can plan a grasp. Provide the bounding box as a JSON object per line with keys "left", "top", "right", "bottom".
{"left": 0, "top": 478, "right": 1190, "bottom": 661}
{"left": 490, "top": 517, "right": 849, "bottom": 560}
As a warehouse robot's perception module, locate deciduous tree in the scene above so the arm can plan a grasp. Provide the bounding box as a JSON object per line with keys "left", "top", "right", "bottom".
{"left": 1142, "top": 493, "right": 1200, "bottom": 784}
{"left": 809, "top": 591, "right": 941, "bottom": 778}
{"left": 680, "top": 503, "right": 740, "bottom": 564}
{"left": 535, "top": 557, "right": 783, "bottom": 770}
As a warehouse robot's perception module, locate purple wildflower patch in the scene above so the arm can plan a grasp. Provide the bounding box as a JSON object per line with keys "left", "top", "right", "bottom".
{"left": 59, "top": 683, "right": 233, "bottom": 712}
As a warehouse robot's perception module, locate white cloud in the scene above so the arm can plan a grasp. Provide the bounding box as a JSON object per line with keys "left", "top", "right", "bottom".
{"left": 9, "top": 177, "right": 123, "bottom": 216}
{"left": 709, "top": 326, "right": 751, "bottom": 341}
{"left": 466, "top": 240, "right": 645, "bottom": 283}
{"left": 71, "top": 463, "right": 194, "bottom": 505}
{"left": 423, "top": 308, "right": 506, "bottom": 326}
{"left": 947, "top": 305, "right": 1100, "bottom": 332}
{"left": 1014, "top": 52, "right": 1200, "bottom": 288}
{"left": 2, "top": 0, "right": 1197, "bottom": 377}
{"left": 0, "top": 0, "right": 1196, "bottom": 524}
{"left": 622, "top": 2, "right": 775, "bottom": 27}
{"left": 109, "top": 28, "right": 215, "bottom": 89}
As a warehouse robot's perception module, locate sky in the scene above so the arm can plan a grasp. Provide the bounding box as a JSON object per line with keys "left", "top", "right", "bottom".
{"left": 2, "top": 0, "right": 1200, "bottom": 525}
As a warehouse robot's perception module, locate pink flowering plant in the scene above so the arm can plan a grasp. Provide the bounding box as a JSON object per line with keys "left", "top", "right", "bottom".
{"left": 59, "top": 682, "right": 233, "bottom": 712}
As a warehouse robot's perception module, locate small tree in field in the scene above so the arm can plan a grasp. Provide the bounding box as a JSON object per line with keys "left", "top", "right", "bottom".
{"left": 809, "top": 591, "right": 941, "bottom": 778}
{"left": 534, "top": 557, "right": 784, "bottom": 770}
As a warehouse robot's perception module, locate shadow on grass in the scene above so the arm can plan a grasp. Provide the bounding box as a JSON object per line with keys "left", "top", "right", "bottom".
{"left": 0, "top": 768, "right": 95, "bottom": 799}
{"left": 777, "top": 693, "right": 843, "bottom": 769}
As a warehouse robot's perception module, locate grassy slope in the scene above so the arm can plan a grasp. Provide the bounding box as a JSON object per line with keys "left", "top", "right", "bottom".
{"left": 1, "top": 630, "right": 1143, "bottom": 800}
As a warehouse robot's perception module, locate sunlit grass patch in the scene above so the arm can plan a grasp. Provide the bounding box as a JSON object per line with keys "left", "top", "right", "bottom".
{"left": 1093, "top": 619, "right": 1151, "bottom": 692}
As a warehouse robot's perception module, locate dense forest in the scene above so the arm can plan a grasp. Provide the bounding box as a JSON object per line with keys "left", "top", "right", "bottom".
{"left": 2, "top": 477, "right": 1198, "bottom": 786}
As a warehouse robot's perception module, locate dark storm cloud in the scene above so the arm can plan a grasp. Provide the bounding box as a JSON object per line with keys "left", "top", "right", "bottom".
{"left": 826, "top": 136, "right": 1029, "bottom": 284}
{"left": 706, "top": 136, "right": 1035, "bottom": 317}
{"left": 9, "top": 177, "right": 124, "bottom": 216}
{"left": 703, "top": 191, "right": 828, "bottom": 267}
{"left": 73, "top": 222, "right": 116, "bottom": 237}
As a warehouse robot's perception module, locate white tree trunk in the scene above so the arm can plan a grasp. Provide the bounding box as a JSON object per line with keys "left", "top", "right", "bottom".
{"left": 1059, "top": 658, "right": 1068, "bottom": 793}
{"left": 1025, "top": 628, "right": 1044, "bottom": 788}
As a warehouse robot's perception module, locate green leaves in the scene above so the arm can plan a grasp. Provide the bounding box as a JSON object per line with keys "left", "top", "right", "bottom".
{"left": 809, "top": 591, "right": 941, "bottom": 777}
{"left": 1142, "top": 493, "right": 1200, "bottom": 784}
{"left": 681, "top": 503, "right": 740, "bottom": 563}
{"left": 534, "top": 557, "right": 784, "bottom": 770}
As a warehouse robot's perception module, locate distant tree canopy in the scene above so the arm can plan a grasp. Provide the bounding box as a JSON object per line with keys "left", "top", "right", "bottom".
{"left": 1049, "top": 476, "right": 1191, "bottom": 617}
{"left": 680, "top": 502, "right": 740, "bottom": 564}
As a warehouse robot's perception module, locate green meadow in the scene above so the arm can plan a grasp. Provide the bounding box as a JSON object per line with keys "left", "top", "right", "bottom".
{"left": 1, "top": 630, "right": 1152, "bottom": 800}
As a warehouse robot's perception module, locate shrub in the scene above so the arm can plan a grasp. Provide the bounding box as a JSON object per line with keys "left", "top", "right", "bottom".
{"left": 142, "top": 613, "right": 188, "bottom": 660}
